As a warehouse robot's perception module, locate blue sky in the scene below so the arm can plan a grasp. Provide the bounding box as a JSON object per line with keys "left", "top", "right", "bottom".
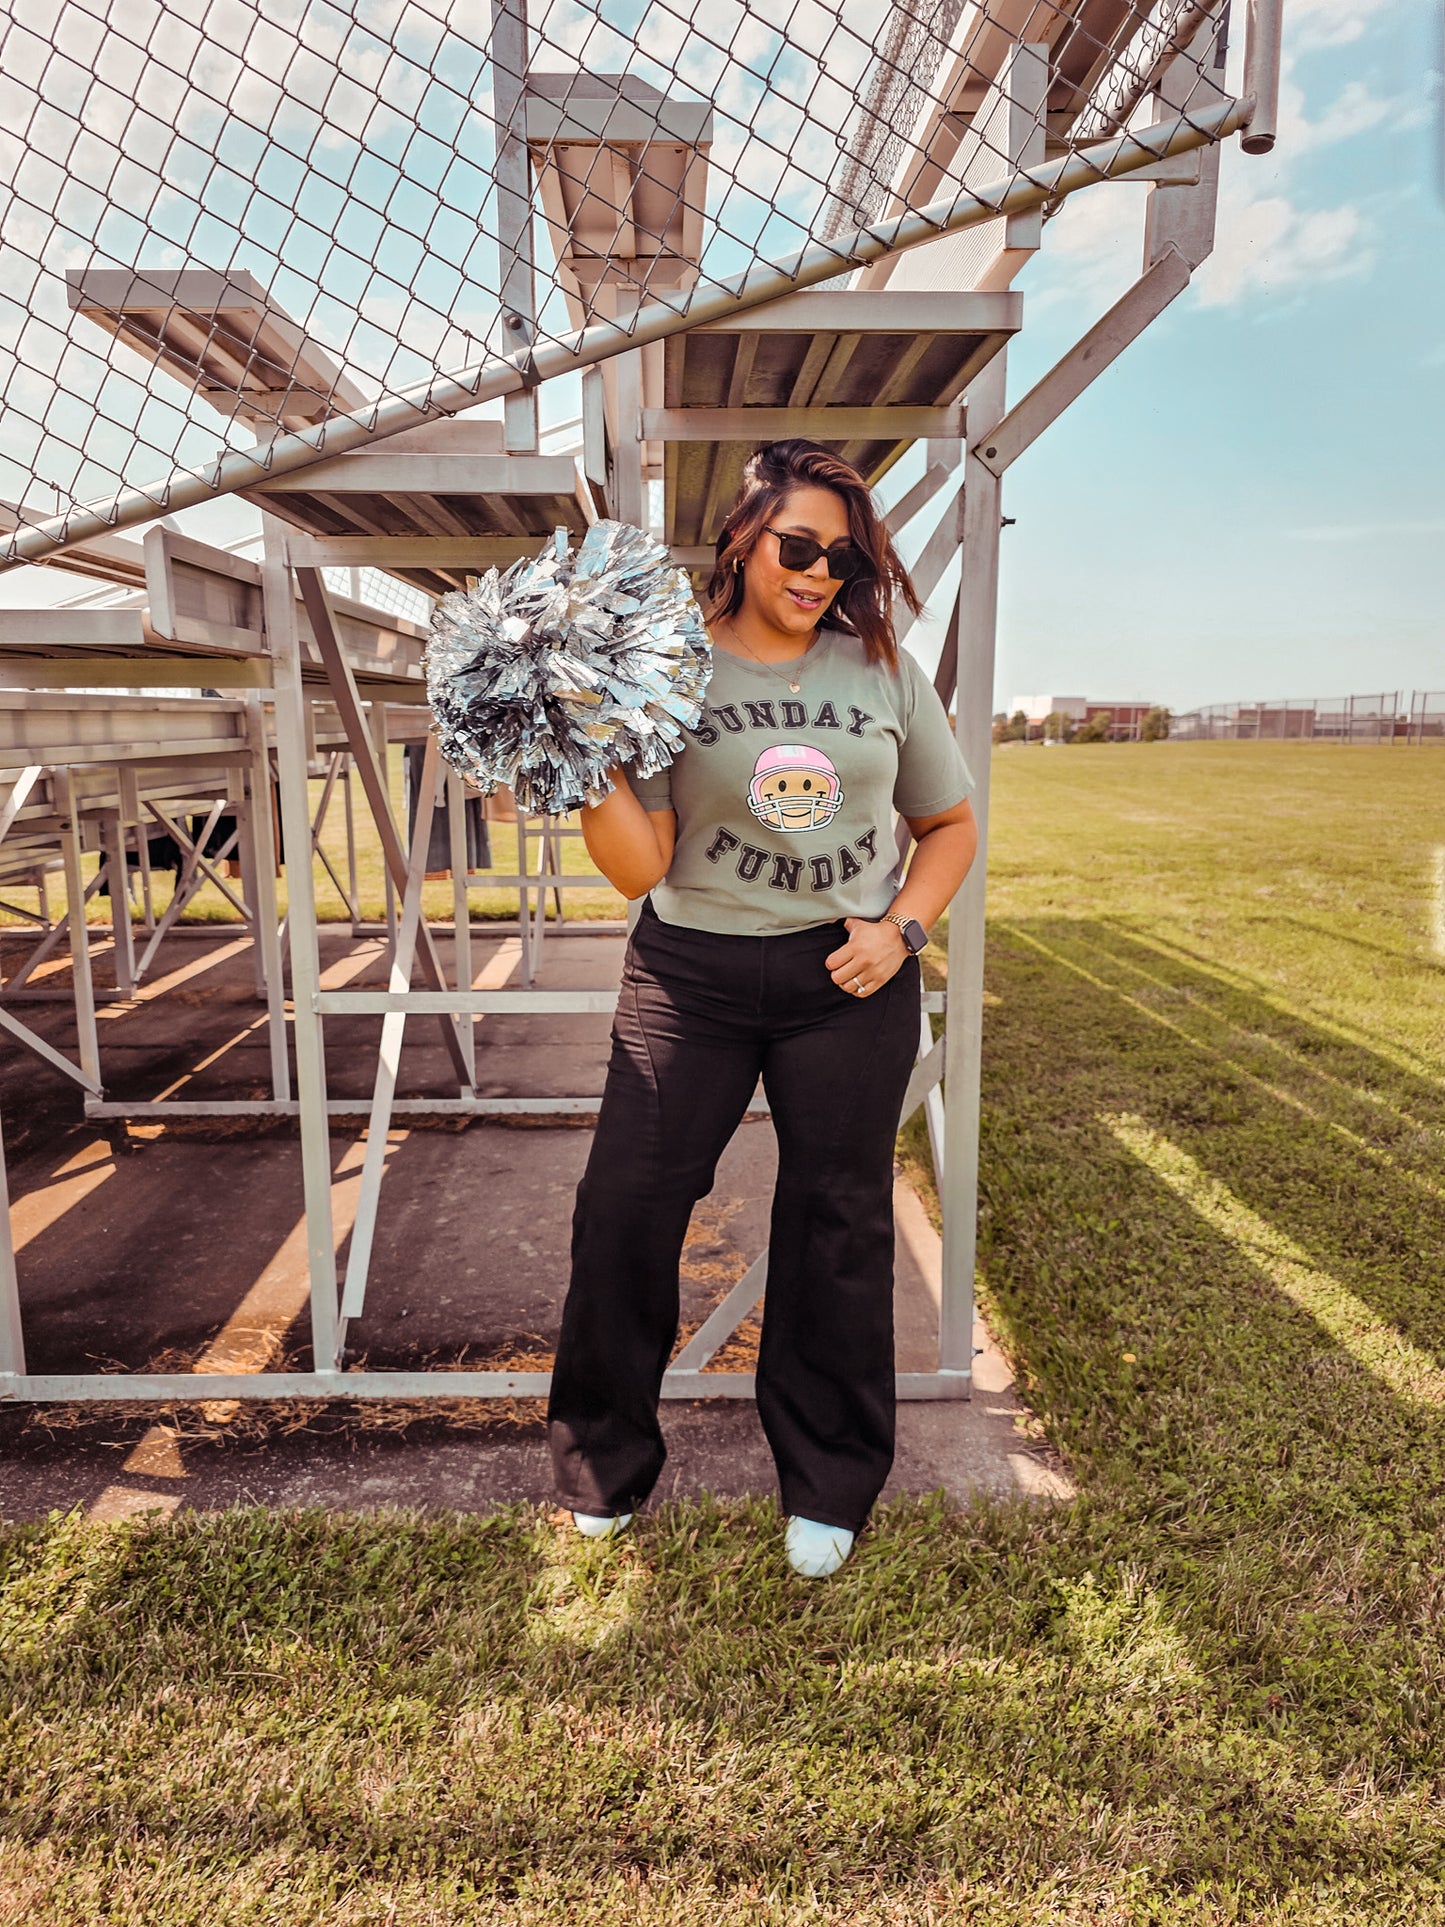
{"left": 988, "top": 0, "right": 1444, "bottom": 713}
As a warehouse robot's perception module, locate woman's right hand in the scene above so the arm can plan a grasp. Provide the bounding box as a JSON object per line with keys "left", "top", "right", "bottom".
{"left": 579, "top": 768, "right": 676, "bottom": 900}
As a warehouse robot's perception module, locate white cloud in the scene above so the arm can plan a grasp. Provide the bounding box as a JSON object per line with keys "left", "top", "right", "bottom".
{"left": 1025, "top": 177, "right": 1149, "bottom": 316}
{"left": 1293, "top": 78, "right": 1398, "bottom": 147}
{"left": 1286, "top": 0, "right": 1401, "bottom": 53}
{"left": 1185, "top": 7, "right": 1422, "bottom": 308}
{"left": 1027, "top": 5, "right": 1410, "bottom": 320}
{"left": 1193, "top": 175, "right": 1367, "bottom": 308}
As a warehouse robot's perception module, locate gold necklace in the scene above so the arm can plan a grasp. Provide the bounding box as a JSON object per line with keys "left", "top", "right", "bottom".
{"left": 716, "top": 620, "right": 815, "bottom": 695}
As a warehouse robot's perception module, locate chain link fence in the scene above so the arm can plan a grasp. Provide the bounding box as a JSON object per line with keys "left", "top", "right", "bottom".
{"left": 1171, "top": 694, "right": 1443, "bottom": 745}
{"left": 1, "top": 0, "right": 1248, "bottom": 569}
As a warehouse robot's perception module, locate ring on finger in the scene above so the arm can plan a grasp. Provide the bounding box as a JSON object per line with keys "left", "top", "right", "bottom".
{"left": 851, "top": 976, "right": 866, "bottom": 995}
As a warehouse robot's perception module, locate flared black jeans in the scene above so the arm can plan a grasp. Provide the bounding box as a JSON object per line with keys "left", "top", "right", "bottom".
{"left": 547, "top": 899, "right": 921, "bottom": 1533}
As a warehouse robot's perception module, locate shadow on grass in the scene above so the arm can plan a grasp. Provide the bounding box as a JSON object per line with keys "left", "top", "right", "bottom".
{"left": 990, "top": 916, "right": 1445, "bottom": 1375}
{"left": 2, "top": 915, "right": 1444, "bottom": 1919}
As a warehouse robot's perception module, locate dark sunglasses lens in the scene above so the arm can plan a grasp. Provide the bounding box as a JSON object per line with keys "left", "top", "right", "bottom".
{"left": 775, "top": 534, "right": 821, "bottom": 571}
{"left": 776, "top": 533, "right": 866, "bottom": 579}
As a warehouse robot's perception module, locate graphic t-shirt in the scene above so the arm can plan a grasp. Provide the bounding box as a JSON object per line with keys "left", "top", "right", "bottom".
{"left": 629, "top": 626, "right": 973, "bottom": 936}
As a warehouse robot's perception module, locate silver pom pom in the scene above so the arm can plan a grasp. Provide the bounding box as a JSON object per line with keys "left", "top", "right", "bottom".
{"left": 424, "top": 521, "right": 711, "bottom": 817}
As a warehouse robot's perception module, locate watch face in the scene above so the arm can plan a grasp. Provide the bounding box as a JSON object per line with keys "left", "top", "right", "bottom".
{"left": 904, "top": 919, "right": 927, "bottom": 954}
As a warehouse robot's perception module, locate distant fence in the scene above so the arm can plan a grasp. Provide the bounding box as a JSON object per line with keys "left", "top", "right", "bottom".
{"left": 1172, "top": 692, "right": 1445, "bottom": 745}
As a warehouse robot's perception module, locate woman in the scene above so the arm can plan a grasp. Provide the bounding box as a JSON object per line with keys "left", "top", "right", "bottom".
{"left": 547, "top": 439, "right": 978, "bottom": 1576}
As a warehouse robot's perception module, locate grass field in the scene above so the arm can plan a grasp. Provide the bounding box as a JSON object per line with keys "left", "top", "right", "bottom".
{"left": 4, "top": 743, "right": 1445, "bottom": 1923}
{"left": 0, "top": 746, "right": 624, "bottom": 933}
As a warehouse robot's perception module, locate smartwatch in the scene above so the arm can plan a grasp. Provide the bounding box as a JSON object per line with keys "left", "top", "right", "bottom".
{"left": 880, "top": 912, "right": 928, "bottom": 955}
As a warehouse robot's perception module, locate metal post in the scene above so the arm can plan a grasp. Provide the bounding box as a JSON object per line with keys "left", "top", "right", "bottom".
{"left": 227, "top": 769, "right": 267, "bottom": 1000}
{"left": 516, "top": 814, "right": 535, "bottom": 984}
{"left": 582, "top": 365, "right": 610, "bottom": 513}
{"left": 56, "top": 771, "right": 102, "bottom": 1095}
{"left": 938, "top": 353, "right": 1008, "bottom": 1379}
{"left": 244, "top": 690, "right": 291, "bottom": 1102}
{"left": 119, "top": 767, "right": 155, "bottom": 931}
{"left": 1241, "top": 0, "right": 1283, "bottom": 154}
{"left": 547, "top": 820, "right": 565, "bottom": 925}
{"left": 920, "top": 1003, "right": 945, "bottom": 1196}
{"left": 261, "top": 511, "right": 340, "bottom": 1370}
{"left": 0, "top": 1101, "right": 25, "bottom": 1380}
{"left": 531, "top": 818, "right": 550, "bottom": 977}
{"left": 612, "top": 337, "right": 646, "bottom": 527}
{"left": 100, "top": 807, "right": 135, "bottom": 996}
{"left": 491, "top": 0, "right": 538, "bottom": 454}
{"left": 446, "top": 764, "right": 477, "bottom": 1085}
{"left": 343, "top": 760, "right": 360, "bottom": 932}
{"left": 920, "top": 556, "right": 964, "bottom": 1210}
{"left": 369, "top": 704, "right": 398, "bottom": 962}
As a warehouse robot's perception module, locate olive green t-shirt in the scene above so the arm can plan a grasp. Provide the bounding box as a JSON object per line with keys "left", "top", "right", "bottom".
{"left": 629, "top": 627, "right": 973, "bottom": 936}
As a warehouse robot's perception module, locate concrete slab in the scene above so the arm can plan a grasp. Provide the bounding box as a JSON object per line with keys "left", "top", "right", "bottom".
{"left": 0, "top": 925, "right": 1071, "bottom": 1524}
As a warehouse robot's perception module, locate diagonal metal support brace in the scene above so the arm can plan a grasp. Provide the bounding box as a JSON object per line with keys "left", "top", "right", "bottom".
{"left": 0, "top": 767, "right": 42, "bottom": 848}
{"left": 900, "top": 1035, "right": 945, "bottom": 1122}
{"left": 0, "top": 1005, "right": 102, "bottom": 1093}
{"left": 294, "top": 565, "right": 472, "bottom": 1087}
{"left": 893, "top": 487, "right": 964, "bottom": 653}
{"left": 667, "top": 1251, "right": 768, "bottom": 1374}
{"left": 339, "top": 734, "right": 443, "bottom": 1326}
{"left": 975, "top": 247, "right": 1192, "bottom": 476}
{"left": 2, "top": 865, "right": 106, "bottom": 993}
{"left": 310, "top": 750, "right": 361, "bottom": 919}
{"left": 144, "top": 801, "right": 250, "bottom": 922}
{"left": 133, "top": 800, "right": 233, "bottom": 981}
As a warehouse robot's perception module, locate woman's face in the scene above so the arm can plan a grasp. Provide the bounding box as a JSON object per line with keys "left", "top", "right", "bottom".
{"left": 738, "top": 484, "right": 852, "bottom": 640}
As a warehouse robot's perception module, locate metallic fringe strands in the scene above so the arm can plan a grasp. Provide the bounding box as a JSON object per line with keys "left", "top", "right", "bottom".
{"left": 424, "top": 522, "right": 712, "bottom": 816}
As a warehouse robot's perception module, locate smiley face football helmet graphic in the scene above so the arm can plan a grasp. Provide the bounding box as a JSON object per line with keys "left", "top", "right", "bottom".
{"left": 747, "top": 743, "right": 844, "bottom": 834}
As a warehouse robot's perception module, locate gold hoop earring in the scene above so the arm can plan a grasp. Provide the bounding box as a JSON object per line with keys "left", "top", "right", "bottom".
{"left": 732, "top": 558, "right": 742, "bottom": 575}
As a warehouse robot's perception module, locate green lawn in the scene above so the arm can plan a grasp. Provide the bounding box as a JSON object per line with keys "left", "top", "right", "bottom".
{"left": 5, "top": 743, "right": 1445, "bottom": 1923}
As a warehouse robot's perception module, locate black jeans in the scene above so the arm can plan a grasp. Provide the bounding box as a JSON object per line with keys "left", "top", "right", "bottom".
{"left": 547, "top": 900, "right": 921, "bottom": 1533}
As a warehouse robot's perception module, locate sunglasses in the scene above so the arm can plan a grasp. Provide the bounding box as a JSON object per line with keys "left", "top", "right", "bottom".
{"left": 762, "top": 526, "right": 870, "bottom": 581}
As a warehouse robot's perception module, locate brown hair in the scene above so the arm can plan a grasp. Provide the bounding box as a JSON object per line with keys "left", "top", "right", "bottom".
{"left": 704, "top": 439, "right": 922, "bottom": 672}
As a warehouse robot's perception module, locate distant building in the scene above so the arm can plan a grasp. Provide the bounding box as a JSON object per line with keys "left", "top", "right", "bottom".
{"left": 1009, "top": 694, "right": 1087, "bottom": 730}
{"left": 1007, "top": 695, "right": 1156, "bottom": 742}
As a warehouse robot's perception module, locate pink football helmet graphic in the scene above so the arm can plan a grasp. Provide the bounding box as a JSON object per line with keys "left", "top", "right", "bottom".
{"left": 747, "top": 743, "right": 844, "bottom": 833}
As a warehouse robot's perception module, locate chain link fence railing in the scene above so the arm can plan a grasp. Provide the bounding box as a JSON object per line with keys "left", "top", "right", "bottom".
{"left": 0, "top": 0, "right": 1255, "bottom": 570}
{"left": 1171, "top": 694, "right": 1438, "bottom": 745}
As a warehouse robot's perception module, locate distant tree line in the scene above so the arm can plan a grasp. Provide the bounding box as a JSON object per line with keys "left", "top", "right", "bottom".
{"left": 992, "top": 707, "right": 1171, "bottom": 745}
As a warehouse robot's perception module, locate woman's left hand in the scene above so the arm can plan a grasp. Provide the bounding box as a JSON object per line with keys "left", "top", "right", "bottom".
{"left": 825, "top": 917, "right": 908, "bottom": 999}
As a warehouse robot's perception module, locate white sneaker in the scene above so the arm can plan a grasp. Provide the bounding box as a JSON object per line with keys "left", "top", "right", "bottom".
{"left": 785, "top": 1515, "right": 855, "bottom": 1578}
{"left": 572, "top": 1511, "right": 633, "bottom": 1539}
